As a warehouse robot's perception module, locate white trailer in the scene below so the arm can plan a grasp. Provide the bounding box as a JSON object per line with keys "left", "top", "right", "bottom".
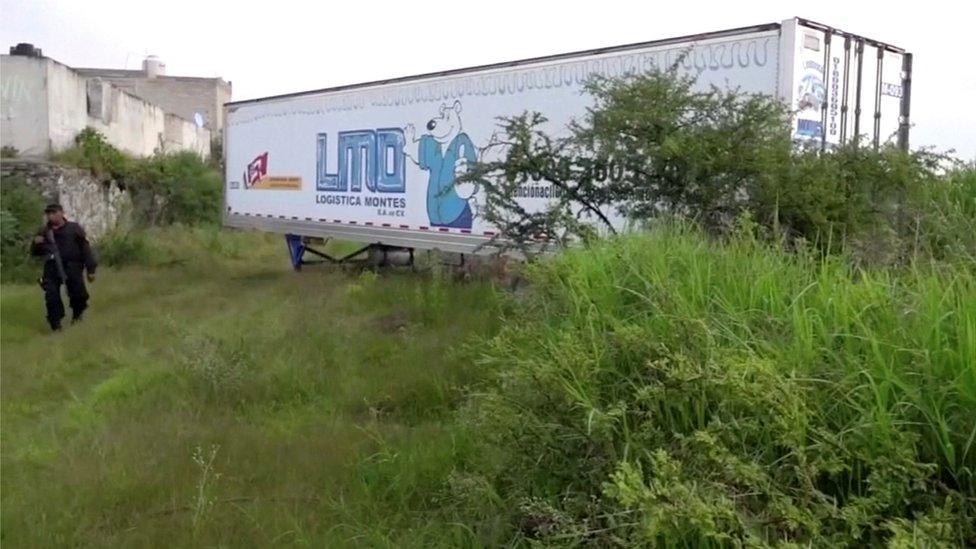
{"left": 223, "top": 17, "right": 911, "bottom": 267}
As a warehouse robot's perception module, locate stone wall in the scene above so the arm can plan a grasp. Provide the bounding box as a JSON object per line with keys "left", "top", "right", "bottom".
{"left": 1, "top": 159, "right": 130, "bottom": 240}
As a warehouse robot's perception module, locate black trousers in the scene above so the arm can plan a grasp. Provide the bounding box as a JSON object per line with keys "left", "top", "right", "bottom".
{"left": 42, "top": 261, "right": 89, "bottom": 327}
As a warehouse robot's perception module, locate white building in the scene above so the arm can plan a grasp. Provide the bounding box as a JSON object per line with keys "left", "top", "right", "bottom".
{"left": 1, "top": 44, "right": 214, "bottom": 159}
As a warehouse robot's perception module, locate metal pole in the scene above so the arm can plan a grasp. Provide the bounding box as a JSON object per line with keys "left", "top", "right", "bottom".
{"left": 840, "top": 37, "right": 851, "bottom": 145}
{"left": 853, "top": 39, "right": 864, "bottom": 147}
{"left": 897, "top": 53, "right": 913, "bottom": 151}
{"left": 873, "top": 47, "right": 884, "bottom": 150}
{"left": 820, "top": 32, "right": 832, "bottom": 152}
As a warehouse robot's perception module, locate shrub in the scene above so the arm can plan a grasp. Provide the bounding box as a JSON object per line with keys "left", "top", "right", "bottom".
{"left": 178, "top": 333, "right": 254, "bottom": 405}
{"left": 53, "top": 128, "right": 222, "bottom": 227}
{"left": 471, "top": 71, "right": 972, "bottom": 265}
{"left": 96, "top": 227, "right": 153, "bottom": 267}
{"left": 0, "top": 178, "right": 45, "bottom": 281}
{"left": 901, "top": 163, "right": 976, "bottom": 262}
{"left": 52, "top": 127, "right": 129, "bottom": 181}
{"left": 128, "top": 152, "right": 222, "bottom": 226}
{"left": 463, "top": 225, "right": 975, "bottom": 546}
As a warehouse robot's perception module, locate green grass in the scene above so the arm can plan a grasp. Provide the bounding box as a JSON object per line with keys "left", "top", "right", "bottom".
{"left": 3, "top": 224, "right": 973, "bottom": 546}
{"left": 463, "top": 224, "right": 976, "bottom": 546}
{"left": 1, "top": 227, "right": 502, "bottom": 547}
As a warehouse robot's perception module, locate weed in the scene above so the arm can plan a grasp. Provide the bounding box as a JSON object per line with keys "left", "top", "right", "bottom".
{"left": 190, "top": 444, "right": 221, "bottom": 530}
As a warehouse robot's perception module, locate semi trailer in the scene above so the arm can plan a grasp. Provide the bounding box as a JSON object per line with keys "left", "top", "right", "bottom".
{"left": 223, "top": 17, "right": 912, "bottom": 267}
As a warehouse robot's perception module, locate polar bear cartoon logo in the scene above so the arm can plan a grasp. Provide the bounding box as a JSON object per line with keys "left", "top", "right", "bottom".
{"left": 403, "top": 100, "right": 478, "bottom": 229}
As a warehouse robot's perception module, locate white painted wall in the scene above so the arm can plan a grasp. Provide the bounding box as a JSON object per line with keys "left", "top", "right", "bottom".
{"left": 1, "top": 55, "right": 50, "bottom": 157}
{"left": 179, "top": 120, "right": 210, "bottom": 157}
{"left": 2, "top": 55, "right": 210, "bottom": 159}
{"left": 45, "top": 58, "right": 97, "bottom": 152}
{"left": 163, "top": 113, "right": 210, "bottom": 157}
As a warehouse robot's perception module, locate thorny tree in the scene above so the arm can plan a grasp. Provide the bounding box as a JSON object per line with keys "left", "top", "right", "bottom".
{"left": 463, "top": 67, "right": 793, "bottom": 255}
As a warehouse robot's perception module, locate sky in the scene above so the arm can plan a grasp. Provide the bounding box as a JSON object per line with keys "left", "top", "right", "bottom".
{"left": 2, "top": 0, "right": 973, "bottom": 159}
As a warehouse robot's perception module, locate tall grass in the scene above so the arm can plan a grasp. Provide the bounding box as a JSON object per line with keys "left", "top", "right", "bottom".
{"left": 3, "top": 222, "right": 973, "bottom": 545}
{"left": 464, "top": 223, "right": 975, "bottom": 546}
{"left": 0, "top": 227, "right": 502, "bottom": 546}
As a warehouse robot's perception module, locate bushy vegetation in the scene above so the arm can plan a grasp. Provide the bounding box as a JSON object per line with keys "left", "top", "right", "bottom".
{"left": 97, "top": 225, "right": 251, "bottom": 268}
{"left": 471, "top": 70, "right": 973, "bottom": 264}
{"left": 2, "top": 128, "right": 222, "bottom": 278}
{"left": 458, "top": 225, "right": 975, "bottom": 546}
{"left": 52, "top": 127, "right": 131, "bottom": 182}
{"left": 4, "top": 72, "right": 974, "bottom": 546}
{"left": 0, "top": 176, "right": 45, "bottom": 281}
{"left": 126, "top": 151, "right": 223, "bottom": 226}
{"left": 55, "top": 128, "right": 222, "bottom": 227}
{"left": 454, "top": 70, "right": 975, "bottom": 545}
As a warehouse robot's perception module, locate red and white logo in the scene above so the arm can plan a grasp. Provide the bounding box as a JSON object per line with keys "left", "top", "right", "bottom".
{"left": 240, "top": 152, "right": 302, "bottom": 191}
{"left": 244, "top": 152, "right": 269, "bottom": 188}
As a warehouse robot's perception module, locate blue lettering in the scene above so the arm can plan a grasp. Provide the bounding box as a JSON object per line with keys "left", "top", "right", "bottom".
{"left": 375, "top": 128, "right": 405, "bottom": 193}
{"left": 316, "top": 128, "right": 406, "bottom": 193}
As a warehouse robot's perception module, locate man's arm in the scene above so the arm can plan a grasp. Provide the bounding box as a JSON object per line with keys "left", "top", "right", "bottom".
{"left": 30, "top": 227, "right": 50, "bottom": 257}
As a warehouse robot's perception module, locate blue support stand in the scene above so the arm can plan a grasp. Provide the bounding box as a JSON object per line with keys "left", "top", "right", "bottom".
{"left": 283, "top": 234, "right": 376, "bottom": 270}
{"left": 285, "top": 233, "right": 306, "bottom": 271}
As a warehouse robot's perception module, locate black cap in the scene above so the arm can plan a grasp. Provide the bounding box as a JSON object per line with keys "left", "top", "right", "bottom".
{"left": 44, "top": 203, "right": 63, "bottom": 213}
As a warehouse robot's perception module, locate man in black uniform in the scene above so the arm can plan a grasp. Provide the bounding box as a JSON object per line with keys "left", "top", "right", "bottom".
{"left": 30, "top": 204, "right": 97, "bottom": 331}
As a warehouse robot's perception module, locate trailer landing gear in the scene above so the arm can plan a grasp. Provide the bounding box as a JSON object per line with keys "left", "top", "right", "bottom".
{"left": 285, "top": 234, "right": 414, "bottom": 271}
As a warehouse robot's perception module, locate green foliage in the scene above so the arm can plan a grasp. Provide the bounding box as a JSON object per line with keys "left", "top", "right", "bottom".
{"left": 54, "top": 128, "right": 222, "bottom": 227}
{"left": 1, "top": 227, "right": 501, "bottom": 546}
{"left": 53, "top": 127, "right": 130, "bottom": 181}
{"left": 472, "top": 71, "right": 973, "bottom": 264}
{"left": 1, "top": 145, "right": 18, "bottom": 159}
{"left": 470, "top": 69, "right": 792, "bottom": 248}
{"left": 95, "top": 226, "right": 256, "bottom": 269}
{"left": 96, "top": 227, "right": 153, "bottom": 267}
{"left": 208, "top": 136, "right": 224, "bottom": 171}
{"left": 901, "top": 163, "right": 976, "bottom": 262}
{"left": 463, "top": 225, "right": 976, "bottom": 546}
{"left": 127, "top": 151, "right": 223, "bottom": 226}
{"left": 0, "top": 178, "right": 45, "bottom": 281}
{"left": 758, "top": 143, "right": 961, "bottom": 260}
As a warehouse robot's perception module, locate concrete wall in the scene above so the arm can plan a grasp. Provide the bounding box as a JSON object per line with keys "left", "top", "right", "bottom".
{"left": 1, "top": 55, "right": 209, "bottom": 159}
{"left": 90, "top": 74, "right": 231, "bottom": 137}
{"left": 163, "top": 113, "right": 210, "bottom": 155}
{"left": 1, "top": 55, "right": 49, "bottom": 157}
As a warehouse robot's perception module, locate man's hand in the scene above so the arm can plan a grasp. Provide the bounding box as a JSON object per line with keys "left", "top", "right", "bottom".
{"left": 87, "top": 273, "right": 96, "bottom": 283}
{"left": 33, "top": 235, "right": 45, "bottom": 244}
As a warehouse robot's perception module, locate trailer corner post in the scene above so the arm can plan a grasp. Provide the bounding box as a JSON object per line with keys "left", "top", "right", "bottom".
{"left": 898, "top": 53, "right": 913, "bottom": 152}
{"left": 853, "top": 39, "right": 865, "bottom": 147}
{"left": 873, "top": 46, "right": 884, "bottom": 150}
{"left": 776, "top": 18, "right": 799, "bottom": 105}
{"left": 820, "top": 32, "right": 832, "bottom": 152}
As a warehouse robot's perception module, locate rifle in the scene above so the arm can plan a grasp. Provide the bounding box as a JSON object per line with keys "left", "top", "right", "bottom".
{"left": 46, "top": 228, "right": 68, "bottom": 283}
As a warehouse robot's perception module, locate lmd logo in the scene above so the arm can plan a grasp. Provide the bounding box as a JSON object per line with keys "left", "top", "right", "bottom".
{"left": 316, "top": 129, "right": 406, "bottom": 193}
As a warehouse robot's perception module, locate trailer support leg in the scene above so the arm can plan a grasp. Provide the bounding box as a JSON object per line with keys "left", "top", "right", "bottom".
{"left": 285, "top": 233, "right": 306, "bottom": 271}
{"left": 286, "top": 235, "right": 408, "bottom": 268}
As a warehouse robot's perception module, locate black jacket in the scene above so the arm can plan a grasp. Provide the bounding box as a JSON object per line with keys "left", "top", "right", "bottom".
{"left": 31, "top": 221, "right": 98, "bottom": 273}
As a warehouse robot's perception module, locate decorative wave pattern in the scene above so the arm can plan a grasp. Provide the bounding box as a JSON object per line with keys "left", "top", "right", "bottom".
{"left": 229, "top": 36, "right": 774, "bottom": 127}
